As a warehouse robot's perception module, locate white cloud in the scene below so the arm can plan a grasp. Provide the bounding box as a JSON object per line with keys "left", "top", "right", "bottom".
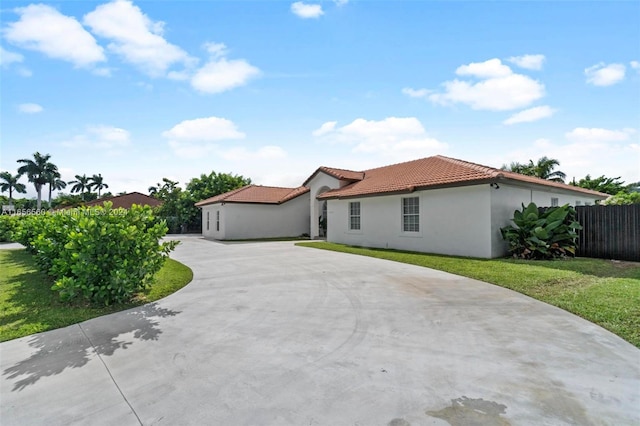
{"left": 18, "top": 103, "right": 43, "bottom": 113}
{"left": 312, "top": 121, "right": 337, "bottom": 136}
{"left": 313, "top": 117, "right": 447, "bottom": 161}
{"left": 334, "top": 0, "right": 349, "bottom": 6}
{"left": 163, "top": 116, "right": 245, "bottom": 142}
{"left": 83, "top": 0, "right": 192, "bottom": 77}
{"left": 62, "top": 125, "right": 131, "bottom": 150}
{"left": 565, "top": 127, "right": 635, "bottom": 142}
{"left": 429, "top": 58, "right": 545, "bottom": 111}
{"left": 402, "top": 87, "right": 431, "bottom": 98}
{"left": 507, "top": 54, "right": 545, "bottom": 70}
{"left": 291, "top": 2, "right": 324, "bottom": 19}
{"left": 503, "top": 105, "right": 555, "bottom": 125}
{"left": 584, "top": 63, "right": 626, "bottom": 86}
{"left": 0, "top": 46, "right": 24, "bottom": 66}
{"left": 501, "top": 128, "right": 640, "bottom": 184}
{"left": 191, "top": 58, "right": 260, "bottom": 94}
{"left": 4, "top": 4, "right": 106, "bottom": 68}
{"left": 631, "top": 61, "right": 640, "bottom": 72}
{"left": 456, "top": 58, "right": 512, "bottom": 78}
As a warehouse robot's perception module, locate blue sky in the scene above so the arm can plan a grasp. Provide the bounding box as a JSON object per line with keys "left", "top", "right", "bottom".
{"left": 1, "top": 0, "right": 639, "bottom": 198}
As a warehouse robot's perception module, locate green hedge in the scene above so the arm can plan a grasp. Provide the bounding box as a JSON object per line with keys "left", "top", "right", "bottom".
{"left": 0, "top": 215, "right": 20, "bottom": 242}
{"left": 13, "top": 203, "right": 178, "bottom": 305}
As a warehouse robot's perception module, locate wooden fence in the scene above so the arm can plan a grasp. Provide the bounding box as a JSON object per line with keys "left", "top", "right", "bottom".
{"left": 576, "top": 204, "right": 640, "bottom": 261}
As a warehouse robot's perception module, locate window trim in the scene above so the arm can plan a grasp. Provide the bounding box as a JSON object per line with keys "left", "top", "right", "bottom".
{"left": 348, "top": 201, "right": 361, "bottom": 231}
{"left": 551, "top": 197, "right": 559, "bottom": 207}
{"left": 216, "top": 210, "right": 220, "bottom": 231}
{"left": 402, "top": 196, "right": 420, "bottom": 233}
{"left": 206, "top": 211, "right": 210, "bottom": 231}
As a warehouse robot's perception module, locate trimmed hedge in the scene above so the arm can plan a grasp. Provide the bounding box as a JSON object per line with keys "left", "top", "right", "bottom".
{"left": 13, "top": 203, "right": 178, "bottom": 305}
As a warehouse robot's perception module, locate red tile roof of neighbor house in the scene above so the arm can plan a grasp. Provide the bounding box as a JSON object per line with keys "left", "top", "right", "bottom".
{"left": 316, "top": 155, "right": 608, "bottom": 199}
{"left": 83, "top": 192, "right": 162, "bottom": 209}
{"left": 195, "top": 185, "right": 310, "bottom": 206}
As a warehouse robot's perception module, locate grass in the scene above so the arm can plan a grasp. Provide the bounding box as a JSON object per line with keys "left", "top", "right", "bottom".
{"left": 297, "top": 242, "right": 640, "bottom": 347}
{"left": 0, "top": 250, "right": 193, "bottom": 342}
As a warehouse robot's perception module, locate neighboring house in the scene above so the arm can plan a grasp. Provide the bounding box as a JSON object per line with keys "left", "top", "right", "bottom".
{"left": 195, "top": 185, "right": 310, "bottom": 240}
{"left": 83, "top": 192, "right": 162, "bottom": 209}
{"left": 196, "top": 155, "right": 607, "bottom": 257}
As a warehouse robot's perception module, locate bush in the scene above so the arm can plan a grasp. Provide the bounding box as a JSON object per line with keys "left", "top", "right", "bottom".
{"left": 14, "top": 203, "right": 178, "bottom": 305}
{"left": 0, "top": 215, "right": 19, "bottom": 242}
{"left": 501, "top": 202, "right": 582, "bottom": 259}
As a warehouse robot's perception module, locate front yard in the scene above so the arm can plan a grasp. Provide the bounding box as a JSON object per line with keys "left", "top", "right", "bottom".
{"left": 0, "top": 249, "right": 192, "bottom": 342}
{"left": 297, "top": 242, "right": 640, "bottom": 347}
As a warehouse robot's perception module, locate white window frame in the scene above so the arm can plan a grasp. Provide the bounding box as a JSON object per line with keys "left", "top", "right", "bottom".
{"left": 551, "top": 197, "right": 559, "bottom": 207}
{"left": 575, "top": 200, "right": 582, "bottom": 206}
{"left": 206, "top": 211, "right": 210, "bottom": 231}
{"left": 216, "top": 210, "right": 220, "bottom": 231}
{"left": 349, "top": 201, "right": 361, "bottom": 231}
{"left": 402, "top": 197, "right": 420, "bottom": 233}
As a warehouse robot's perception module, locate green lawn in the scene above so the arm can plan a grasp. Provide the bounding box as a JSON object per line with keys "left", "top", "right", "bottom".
{"left": 297, "top": 242, "right": 640, "bottom": 347}
{"left": 0, "top": 249, "right": 193, "bottom": 342}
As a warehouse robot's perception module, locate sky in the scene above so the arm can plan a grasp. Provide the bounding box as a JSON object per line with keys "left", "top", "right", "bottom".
{"left": 1, "top": 0, "right": 639, "bottom": 199}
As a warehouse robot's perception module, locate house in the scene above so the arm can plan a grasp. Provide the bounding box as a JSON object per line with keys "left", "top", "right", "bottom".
{"left": 196, "top": 155, "right": 607, "bottom": 258}
{"left": 83, "top": 192, "right": 162, "bottom": 209}
{"left": 195, "top": 185, "right": 310, "bottom": 239}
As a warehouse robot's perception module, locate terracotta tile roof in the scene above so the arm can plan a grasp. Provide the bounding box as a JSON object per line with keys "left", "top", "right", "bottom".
{"left": 195, "top": 185, "right": 310, "bottom": 206}
{"left": 302, "top": 166, "right": 364, "bottom": 186}
{"left": 83, "top": 192, "right": 162, "bottom": 209}
{"left": 318, "top": 155, "right": 608, "bottom": 199}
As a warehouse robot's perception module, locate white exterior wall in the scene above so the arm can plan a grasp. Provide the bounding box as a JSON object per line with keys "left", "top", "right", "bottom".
{"left": 200, "top": 193, "right": 310, "bottom": 240}
{"left": 327, "top": 185, "right": 493, "bottom": 258}
{"left": 201, "top": 205, "right": 226, "bottom": 239}
{"left": 306, "top": 172, "right": 342, "bottom": 238}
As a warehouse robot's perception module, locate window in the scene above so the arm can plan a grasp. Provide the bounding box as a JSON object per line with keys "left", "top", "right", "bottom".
{"left": 206, "top": 211, "right": 210, "bottom": 231}
{"left": 216, "top": 210, "right": 220, "bottom": 231}
{"left": 349, "top": 202, "right": 361, "bottom": 230}
{"left": 575, "top": 200, "right": 582, "bottom": 206}
{"left": 585, "top": 201, "right": 592, "bottom": 206}
{"left": 402, "top": 197, "right": 419, "bottom": 232}
{"left": 551, "top": 197, "right": 559, "bottom": 207}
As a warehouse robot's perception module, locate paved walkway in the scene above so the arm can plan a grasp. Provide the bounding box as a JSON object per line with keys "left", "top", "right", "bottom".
{"left": 1, "top": 236, "right": 639, "bottom": 425}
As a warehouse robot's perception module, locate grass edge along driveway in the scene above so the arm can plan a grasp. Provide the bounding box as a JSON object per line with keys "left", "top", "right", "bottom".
{"left": 0, "top": 249, "right": 193, "bottom": 342}
{"left": 297, "top": 242, "right": 640, "bottom": 348}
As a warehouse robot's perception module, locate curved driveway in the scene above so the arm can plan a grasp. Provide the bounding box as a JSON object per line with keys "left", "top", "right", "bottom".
{"left": 2, "top": 236, "right": 639, "bottom": 425}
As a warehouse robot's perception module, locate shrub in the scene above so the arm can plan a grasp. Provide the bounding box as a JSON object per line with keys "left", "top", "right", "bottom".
{"left": 0, "top": 215, "right": 19, "bottom": 242}
{"left": 500, "top": 202, "right": 582, "bottom": 260}
{"left": 14, "top": 203, "right": 178, "bottom": 305}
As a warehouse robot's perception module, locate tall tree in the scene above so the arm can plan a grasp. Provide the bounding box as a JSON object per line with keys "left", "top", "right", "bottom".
{"left": 89, "top": 173, "right": 109, "bottom": 197}
{"left": 0, "top": 171, "right": 27, "bottom": 204}
{"left": 17, "top": 152, "right": 57, "bottom": 209}
{"left": 48, "top": 175, "right": 67, "bottom": 204}
{"left": 69, "top": 174, "right": 91, "bottom": 201}
{"left": 501, "top": 156, "right": 566, "bottom": 183}
{"left": 570, "top": 175, "right": 626, "bottom": 195}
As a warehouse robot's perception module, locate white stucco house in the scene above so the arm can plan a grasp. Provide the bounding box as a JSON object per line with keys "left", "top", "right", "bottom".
{"left": 196, "top": 155, "right": 607, "bottom": 258}
{"left": 195, "top": 185, "right": 310, "bottom": 240}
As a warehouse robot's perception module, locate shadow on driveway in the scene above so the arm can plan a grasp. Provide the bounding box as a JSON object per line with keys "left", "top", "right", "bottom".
{"left": 3, "top": 303, "right": 179, "bottom": 392}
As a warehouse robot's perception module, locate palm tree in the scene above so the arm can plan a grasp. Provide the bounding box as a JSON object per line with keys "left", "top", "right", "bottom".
{"left": 501, "top": 156, "right": 566, "bottom": 183}
{"left": 0, "top": 171, "right": 27, "bottom": 204}
{"left": 89, "top": 173, "right": 109, "bottom": 198}
{"left": 48, "top": 173, "right": 67, "bottom": 204}
{"left": 16, "top": 152, "right": 58, "bottom": 209}
{"left": 69, "top": 174, "right": 91, "bottom": 201}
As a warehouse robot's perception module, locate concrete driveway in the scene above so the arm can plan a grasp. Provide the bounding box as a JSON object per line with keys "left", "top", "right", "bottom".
{"left": 1, "top": 236, "right": 639, "bottom": 425}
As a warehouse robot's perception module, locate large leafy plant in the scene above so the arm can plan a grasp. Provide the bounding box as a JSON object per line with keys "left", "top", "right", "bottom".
{"left": 500, "top": 202, "right": 582, "bottom": 259}
{"left": 14, "top": 203, "right": 177, "bottom": 305}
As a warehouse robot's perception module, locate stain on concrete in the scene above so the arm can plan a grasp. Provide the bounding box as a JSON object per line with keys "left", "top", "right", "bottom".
{"left": 426, "top": 396, "right": 510, "bottom": 425}
{"left": 387, "top": 418, "right": 411, "bottom": 426}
